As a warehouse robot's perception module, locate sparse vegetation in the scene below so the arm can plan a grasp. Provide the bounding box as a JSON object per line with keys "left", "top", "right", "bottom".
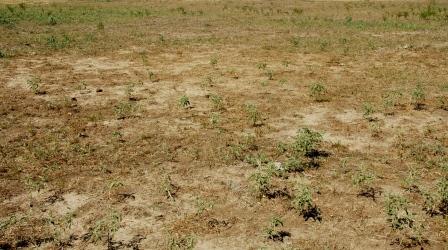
{"left": 291, "top": 183, "right": 322, "bottom": 221}
{"left": 309, "top": 82, "right": 327, "bottom": 102}
{"left": 178, "top": 95, "right": 191, "bottom": 108}
{"left": 385, "top": 194, "right": 414, "bottom": 230}
{"left": 1, "top": 0, "right": 447, "bottom": 248}
{"left": 244, "top": 103, "right": 262, "bottom": 126}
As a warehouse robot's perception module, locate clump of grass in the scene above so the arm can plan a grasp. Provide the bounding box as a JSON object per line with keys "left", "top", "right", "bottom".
{"left": 309, "top": 82, "right": 327, "bottom": 102}
{"left": 382, "top": 90, "right": 403, "bottom": 115}
{"left": 384, "top": 194, "right": 414, "bottom": 230}
{"left": 46, "top": 34, "right": 70, "bottom": 50}
{"left": 88, "top": 211, "right": 122, "bottom": 243}
{"left": 362, "top": 102, "right": 375, "bottom": 121}
{"left": 167, "top": 234, "right": 196, "bottom": 250}
{"left": 47, "top": 15, "right": 57, "bottom": 25}
{"left": 291, "top": 183, "right": 321, "bottom": 221}
{"left": 0, "top": 49, "right": 7, "bottom": 58}
{"left": 244, "top": 104, "right": 262, "bottom": 126}
{"left": 178, "top": 95, "right": 191, "bottom": 108}
{"left": 411, "top": 84, "right": 425, "bottom": 110}
{"left": 114, "top": 101, "right": 136, "bottom": 119}
{"left": 209, "top": 112, "right": 220, "bottom": 127}
{"left": 209, "top": 94, "right": 223, "bottom": 110}
{"left": 264, "top": 216, "right": 290, "bottom": 242}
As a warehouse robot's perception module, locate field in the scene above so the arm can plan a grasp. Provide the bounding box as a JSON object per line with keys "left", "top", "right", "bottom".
{"left": 1, "top": 0, "right": 448, "bottom": 249}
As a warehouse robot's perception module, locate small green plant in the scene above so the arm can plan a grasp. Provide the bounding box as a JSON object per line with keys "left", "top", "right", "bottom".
{"left": 209, "top": 112, "right": 220, "bottom": 127}
{"left": 114, "top": 101, "right": 136, "bottom": 119}
{"left": 209, "top": 94, "right": 223, "bottom": 110}
{"left": 250, "top": 170, "right": 272, "bottom": 198}
{"left": 362, "top": 102, "right": 375, "bottom": 121}
{"left": 178, "top": 95, "right": 191, "bottom": 108}
{"left": 291, "top": 128, "right": 323, "bottom": 157}
{"left": 352, "top": 167, "right": 377, "bottom": 199}
{"left": 291, "top": 183, "right": 321, "bottom": 221}
{"left": 245, "top": 104, "right": 261, "bottom": 126}
{"left": 47, "top": 15, "right": 57, "bottom": 25}
{"left": 411, "top": 84, "right": 425, "bottom": 110}
{"left": 437, "top": 177, "right": 448, "bottom": 215}
{"left": 0, "top": 49, "right": 7, "bottom": 58}
{"left": 309, "top": 82, "right": 327, "bottom": 102}
{"left": 167, "top": 234, "right": 196, "bottom": 250}
{"left": 384, "top": 194, "right": 414, "bottom": 230}
{"left": 264, "top": 216, "right": 290, "bottom": 242}
{"left": 402, "top": 168, "right": 420, "bottom": 193}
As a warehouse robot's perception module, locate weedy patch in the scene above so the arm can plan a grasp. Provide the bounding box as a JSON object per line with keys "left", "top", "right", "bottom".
{"left": 291, "top": 128, "right": 323, "bottom": 158}
{"left": 167, "top": 234, "right": 196, "bottom": 250}
{"left": 178, "top": 95, "right": 191, "bottom": 108}
{"left": 309, "top": 82, "right": 327, "bottom": 102}
{"left": 87, "top": 212, "right": 122, "bottom": 243}
{"left": 384, "top": 194, "right": 414, "bottom": 230}
{"left": 208, "top": 94, "right": 223, "bottom": 111}
{"left": 291, "top": 183, "right": 322, "bottom": 221}
{"left": 411, "top": 84, "right": 425, "bottom": 110}
{"left": 264, "top": 216, "right": 290, "bottom": 242}
{"left": 250, "top": 170, "right": 272, "bottom": 199}
{"left": 114, "top": 101, "right": 136, "bottom": 119}
{"left": 362, "top": 102, "right": 376, "bottom": 121}
{"left": 245, "top": 104, "right": 262, "bottom": 127}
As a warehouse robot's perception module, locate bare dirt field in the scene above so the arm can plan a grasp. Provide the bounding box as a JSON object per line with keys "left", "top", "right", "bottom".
{"left": 1, "top": 0, "right": 447, "bottom": 249}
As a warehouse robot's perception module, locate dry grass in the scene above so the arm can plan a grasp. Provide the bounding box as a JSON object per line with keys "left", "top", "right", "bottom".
{"left": 1, "top": 0, "right": 448, "bottom": 249}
